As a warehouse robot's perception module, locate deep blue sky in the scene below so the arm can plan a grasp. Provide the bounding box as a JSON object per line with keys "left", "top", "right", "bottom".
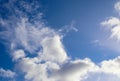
{"left": 0, "top": 0, "right": 119, "bottom": 71}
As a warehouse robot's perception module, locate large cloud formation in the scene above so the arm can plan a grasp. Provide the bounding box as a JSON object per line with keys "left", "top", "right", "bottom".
{"left": 0, "top": 0, "right": 120, "bottom": 81}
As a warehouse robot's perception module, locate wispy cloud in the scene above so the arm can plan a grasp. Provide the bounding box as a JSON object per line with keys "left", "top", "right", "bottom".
{"left": 95, "top": 1, "right": 120, "bottom": 52}
{"left": 0, "top": 68, "right": 16, "bottom": 78}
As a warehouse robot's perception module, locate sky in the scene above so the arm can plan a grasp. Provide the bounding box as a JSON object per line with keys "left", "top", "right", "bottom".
{"left": 1, "top": 0, "right": 120, "bottom": 81}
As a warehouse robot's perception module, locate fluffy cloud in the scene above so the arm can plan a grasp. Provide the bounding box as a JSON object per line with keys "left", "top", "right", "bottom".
{"left": 41, "top": 35, "right": 68, "bottom": 63}
{"left": 101, "top": 17, "right": 120, "bottom": 41}
{"left": 83, "top": 72, "right": 120, "bottom": 81}
{"left": 11, "top": 18, "right": 95, "bottom": 81}
{"left": 0, "top": 68, "right": 15, "bottom": 78}
{"left": 103, "top": 1, "right": 120, "bottom": 41}
{"left": 101, "top": 17, "right": 120, "bottom": 28}
{"left": 12, "top": 50, "right": 25, "bottom": 61}
{"left": 83, "top": 56, "right": 120, "bottom": 81}
{"left": 97, "top": 1, "right": 120, "bottom": 52}
{"left": 101, "top": 56, "right": 120, "bottom": 76}
{"left": 15, "top": 55, "right": 120, "bottom": 81}
{"left": 51, "top": 58, "right": 98, "bottom": 81}
{"left": 114, "top": 1, "right": 120, "bottom": 15}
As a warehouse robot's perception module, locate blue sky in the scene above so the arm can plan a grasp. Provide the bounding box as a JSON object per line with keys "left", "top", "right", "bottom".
{"left": 1, "top": 0, "right": 120, "bottom": 81}
{"left": 41, "top": 0, "right": 119, "bottom": 62}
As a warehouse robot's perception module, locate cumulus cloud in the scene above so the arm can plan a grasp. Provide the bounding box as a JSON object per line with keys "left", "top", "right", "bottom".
{"left": 101, "top": 56, "right": 120, "bottom": 76}
{"left": 0, "top": 68, "right": 15, "bottom": 78}
{"left": 1, "top": 0, "right": 120, "bottom": 81}
{"left": 83, "top": 56, "right": 120, "bottom": 81}
{"left": 40, "top": 35, "right": 68, "bottom": 63}
{"left": 51, "top": 58, "right": 98, "bottom": 81}
{"left": 83, "top": 72, "right": 120, "bottom": 81}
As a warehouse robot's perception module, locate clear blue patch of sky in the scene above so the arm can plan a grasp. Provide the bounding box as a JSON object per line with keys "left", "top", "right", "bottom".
{"left": 0, "top": 42, "right": 14, "bottom": 70}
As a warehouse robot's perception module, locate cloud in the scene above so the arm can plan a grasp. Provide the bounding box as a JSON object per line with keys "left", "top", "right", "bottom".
{"left": 114, "top": 1, "right": 120, "bottom": 15}
{"left": 58, "top": 21, "right": 78, "bottom": 36}
{"left": 98, "top": 1, "right": 120, "bottom": 52}
{"left": 0, "top": 1, "right": 69, "bottom": 81}
{"left": 13, "top": 54, "right": 120, "bottom": 81}
{"left": 0, "top": 68, "right": 15, "bottom": 78}
{"left": 14, "top": 56, "right": 99, "bottom": 81}
{"left": 83, "top": 56, "right": 120, "bottom": 81}
{"left": 1, "top": 0, "right": 120, "bottom": 81}
{"left": 101, "top": 56, "right": 120, "bottom": 76}
{"left": 101, "top": 17, "right": 120, "bottom": 28}
{"left": 12, "top": 50, "right": 25, "bottom": 61}
{"left": 51, "top": 58, "right": 98, "bottom": 81}
{"left": 100, "top": 17, "right": 120, "bottom": 52}
{"left": 101, "top": 17, "right": 120, "bottom": 41}
{"left": 40, "top": 35, "right": 68, "bottom": 63}
{"left": 83, "top": 72, "right": 120, "bottom": 81}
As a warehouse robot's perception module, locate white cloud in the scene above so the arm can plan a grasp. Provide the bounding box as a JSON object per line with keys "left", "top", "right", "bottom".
{"left": 9, "top": 17, "right": 68, "bottom": 64}
{"left": 101, "top": 17, "right": 120, "bottom": 28}
{"left": 99, "top": 1, "right": 120, "bottom": 52}
{"left": 19, "top": 58, "right": 61, "bottom": 81}
{"left": 83, "top": 56, "right": 120, "bottom": 81}
{"left": 0, "top": 68, "right": 16, "bottom": 78}
{"left": 58, "top": 21, "right": 78, "bottom": 37}
{"left": 110, "top": 25, "right": 120, "bottom": 41}
{"left": 12, "top": 49, "right": 25, "bottom": 61}
{"left": 13, "top": 18, "right": 45, "bottom": 53}
{"left": 101, "top": 56, "right": 120, "bottom": 76}
{"left": 51, "top": 58, "right": 98, "bottom": 81}
{"left": 15, "top": 55, "right": 120, "bottom": 81}
{"left": 8, "top": 16, "right": 69, "bottom": 81}
{"left": 16, "top": 57, "right": 52, "bottom": 81}
{"left": 41, "top": 35, "right": 68, "bottom": 63}
{"left": 115, "top": 1, "right": 120, "bottom": 15}
{"left": 83, "top": 72, "right": 120, "bottom": 81}
{"left": 14, "top": 56, "right": 98, "bottom": 81}
{"left": 101, "top": 17, "right": 120, "bottom": 41}
{"left": 100, "top": 17, "right": 120, "bottom": 52}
